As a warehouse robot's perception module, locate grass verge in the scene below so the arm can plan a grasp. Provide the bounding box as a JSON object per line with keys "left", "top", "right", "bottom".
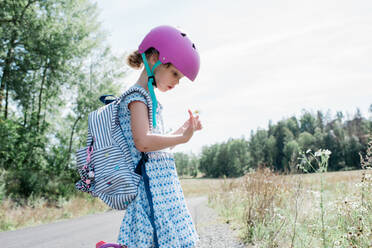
{"left": 208, "top": 168, "right": 372, "bottom": 247}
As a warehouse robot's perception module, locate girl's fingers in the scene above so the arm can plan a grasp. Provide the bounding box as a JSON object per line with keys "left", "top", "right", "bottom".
{"left": 193, "top": 115, "right": 201, "bottom": 130}
{"left": 196, "top": 120, "right": 202, "bottom": 130}
{"left": 188, "top": 110, "right": 196, "bottom": 126}
{"left": 188, "top": 109, "right": 194, "bottom": 118}
{"left": 187, "top": 110, "right": 202, "bottom": 130}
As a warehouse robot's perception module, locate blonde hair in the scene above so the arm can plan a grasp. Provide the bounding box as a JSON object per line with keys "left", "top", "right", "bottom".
{"left": 127, "top": 48, "right": 171, "bottom": 69}
{"left": 127, "top": 48, "right": 158, "bottom": 69}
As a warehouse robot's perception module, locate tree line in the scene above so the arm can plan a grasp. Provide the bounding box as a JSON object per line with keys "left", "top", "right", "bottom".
{"left": 175, "top": 108, "right": 372, "bottom": 178}
{"left": 0, "top": 0, "right": 126, "bottom": 203}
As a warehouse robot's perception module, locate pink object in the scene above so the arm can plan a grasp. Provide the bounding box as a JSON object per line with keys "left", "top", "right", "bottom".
{"left": 86, "top": 146, "right": 93, "bottom": 163}
{"left": 96, "top": 241, "right": 123, "bottom": 248}
{"left": 96, "top": 241, "right": 105, "bottom": 248}
{"left": 138, "top": 25, "right": 200, "bottom": 81}
{"left": 85, "top": 179, "right": 90, "bottom": 184}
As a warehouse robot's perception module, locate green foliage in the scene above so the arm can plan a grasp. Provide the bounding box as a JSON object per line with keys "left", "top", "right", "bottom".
{"left": 247, "top": 109, "right": 371, "bottom": 173}
{"left": 300, "top": 111, "right": 317, "bottom": 134}
{"left": 199, "top": 107, "right": 370, "bottom": 178}
{"left": 0, "top": 168, "right": 5, "bottom": 203}
{"left": 198, "top": 108, "right": 370, "bottom": 178}
{"left": 0, "top": 0, "right": 126, "bottom": 204}
{"left": 283, "top": 140, "right": 300, "bottom": 173}
{"left": 174, "top": 152, "right": 199, "bottom": 177}
{"left": 199, "top": 138, "right": 249, "bottom": 178}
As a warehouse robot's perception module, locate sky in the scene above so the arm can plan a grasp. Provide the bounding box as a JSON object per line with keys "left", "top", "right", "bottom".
{"left": 94, "top": 0, "right": 372, "bottom": 155}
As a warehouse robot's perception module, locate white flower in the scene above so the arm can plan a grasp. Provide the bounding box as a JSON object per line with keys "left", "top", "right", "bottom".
{"left": 314, "top": 149, "right": 332, "bottom": 157}
{"left": 324, "top": 149, "right": 331, "bottom": 156}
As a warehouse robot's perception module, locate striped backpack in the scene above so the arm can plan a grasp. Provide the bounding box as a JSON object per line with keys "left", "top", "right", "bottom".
{"left": 74, "top": 87, "right": 154, "bottom": 210}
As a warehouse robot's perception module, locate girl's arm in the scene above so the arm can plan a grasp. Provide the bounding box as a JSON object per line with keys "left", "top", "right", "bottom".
{"left": 129, "top": 101, "right": 191, "bottom": 152}
{"left": 168, "top": 127, "right": 183, "bottom": 150}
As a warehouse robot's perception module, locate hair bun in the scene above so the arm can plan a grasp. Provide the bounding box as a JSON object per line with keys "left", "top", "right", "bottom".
{"left": 127, "top": 50, "right": 143, "bottom": 69}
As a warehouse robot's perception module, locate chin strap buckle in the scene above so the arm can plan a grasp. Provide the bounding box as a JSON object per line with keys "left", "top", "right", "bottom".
{"left": 148, "top": 76, "right": 156, "bottom": 86}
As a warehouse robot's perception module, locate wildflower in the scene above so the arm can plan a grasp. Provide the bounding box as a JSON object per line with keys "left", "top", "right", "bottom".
{"left": 314, "top": 149, "right": 332, "bottom": 157}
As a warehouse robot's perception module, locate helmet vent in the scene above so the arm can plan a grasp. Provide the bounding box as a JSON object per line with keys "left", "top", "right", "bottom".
{"left": 180, "top": 32, "right": 187, "bottom": 37}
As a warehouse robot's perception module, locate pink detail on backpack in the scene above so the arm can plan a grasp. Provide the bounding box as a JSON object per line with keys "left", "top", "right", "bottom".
{"left": 86, "top": 147, "right": 93, "bottom": 163}
{"left": 86, "top": 138, "right": 94, "bottom": 163}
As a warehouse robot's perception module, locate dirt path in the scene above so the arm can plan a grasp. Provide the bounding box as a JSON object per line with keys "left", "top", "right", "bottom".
{"left": 193, "top": 196, "right": 246, "bottom": 248}
{"left": 0, "top": 196, "right": 246, "bottom": 248}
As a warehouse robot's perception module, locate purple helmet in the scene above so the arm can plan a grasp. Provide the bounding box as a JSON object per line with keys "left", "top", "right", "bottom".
{"left": 138, "top": 25, "right": 200, "bottom": 81}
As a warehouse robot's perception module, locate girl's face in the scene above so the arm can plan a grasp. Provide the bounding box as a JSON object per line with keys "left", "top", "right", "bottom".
{"left": 154, "top": 63, "right": 184, "bottom": 92}
{"left": 148, "top": 54, "right": 184, "bottom": 92}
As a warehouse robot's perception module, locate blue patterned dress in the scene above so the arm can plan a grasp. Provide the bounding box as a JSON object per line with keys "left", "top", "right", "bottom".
{"left": 117, "top": 84, "right": 200, "bottom": 248}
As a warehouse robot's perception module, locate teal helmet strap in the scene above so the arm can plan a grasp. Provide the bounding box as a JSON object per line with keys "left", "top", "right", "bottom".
{"left": 141, "top": 53, "right": 162, "bottom": 128}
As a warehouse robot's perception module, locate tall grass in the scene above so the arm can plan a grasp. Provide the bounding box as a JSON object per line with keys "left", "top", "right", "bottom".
{"left": 208, "top": 142, "right": 372, "bottom": 247}
{"left": 209, "top": 166, "right": 292, "bottom": 247}
{"left": 0, "top": 192, "right": 109, "bottom": 232}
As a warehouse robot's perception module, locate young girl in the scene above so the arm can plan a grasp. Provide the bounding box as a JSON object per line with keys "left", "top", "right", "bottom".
{"left": 116, "top": 25, "right": 202, "bottom": 248}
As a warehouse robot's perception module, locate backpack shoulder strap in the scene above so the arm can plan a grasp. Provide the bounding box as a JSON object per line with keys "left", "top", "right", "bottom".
{"left": 116, "top": 86, "right": 154, "bottom": 130}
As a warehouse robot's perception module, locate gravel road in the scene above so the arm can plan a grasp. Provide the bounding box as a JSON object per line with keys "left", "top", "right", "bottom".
{"left": 0, "top": 196, "right": 246, "bottom": 248}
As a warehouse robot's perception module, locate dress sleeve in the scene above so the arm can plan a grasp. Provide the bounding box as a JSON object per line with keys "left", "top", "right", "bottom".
{"left": 122, "top": 92, "right": 148, "bottom": 113}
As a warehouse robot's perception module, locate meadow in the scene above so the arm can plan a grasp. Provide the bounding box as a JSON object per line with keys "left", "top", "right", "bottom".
{"left": 207, "top": 167, "right": 372, "bottom": 248}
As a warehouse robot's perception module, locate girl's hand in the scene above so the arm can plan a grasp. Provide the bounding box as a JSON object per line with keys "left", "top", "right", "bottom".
{"left": 194, "top": 115, "right": 202, "bottom": 131}
{"left": 169, "top": 110, "right": 202, "bottom": 149}
{"left": 182, "top": 109, "right": 197, "bottom": 143}
{"left": 180, "top": 110, "right": 202, "bottom": 132}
